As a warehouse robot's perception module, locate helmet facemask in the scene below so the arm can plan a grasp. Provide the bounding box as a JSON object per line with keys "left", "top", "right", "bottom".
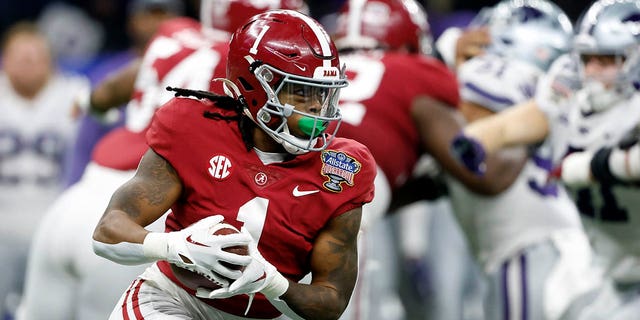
{"left": 576, "top": 48, "right": 638, "bottom": 113}
{"left": 246, "top": 63, "right": 347, "bottom": 155}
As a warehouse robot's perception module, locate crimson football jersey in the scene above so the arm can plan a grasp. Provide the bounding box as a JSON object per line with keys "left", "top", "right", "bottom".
{"left": 336, "top": 51, "right": 460, "bottom": 189}
{"left": 92, "top": 17, "right": 229, "bottom": 170}
{"left": 148, "top": 97, "right": 376, "bottom": 318}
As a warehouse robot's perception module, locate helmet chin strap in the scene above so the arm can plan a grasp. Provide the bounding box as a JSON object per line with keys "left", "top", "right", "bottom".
{"left": 215, "top": 78, "right": 242, "bottom": 99}
{"left": 579, "top": 80, "right": 626, "bottom": 113}
{"left": 259, "top": 104, "right": 320, "bottom": 155}
{"left": 275, "top": 124, "right": 317, "bottom": 155}
{"left": 259, "top": 116, "right": 317, "bottom": 155}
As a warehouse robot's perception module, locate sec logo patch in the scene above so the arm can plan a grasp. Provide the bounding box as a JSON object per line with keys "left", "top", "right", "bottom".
{"left": 208, "top": 155, "right": 232, "bottom": 180}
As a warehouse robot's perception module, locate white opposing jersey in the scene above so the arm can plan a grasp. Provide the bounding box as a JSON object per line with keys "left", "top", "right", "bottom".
{"left": 539, "top": 54, "right": 640, "bottom": 283}
{"left": 458, "top": 53, "right": 539, "bottom": 113}
{"left": 0, "top": 72, "right": 89, "bottom": 240}
{"left": 449, "top": 54, "right": 582, "bottom": 271}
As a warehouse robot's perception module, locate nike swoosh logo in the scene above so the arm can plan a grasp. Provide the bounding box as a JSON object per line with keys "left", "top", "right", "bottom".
{"left": 293, "top": 64, "right": 306, "bottom": 71}
{"left": 293, "top": 185, "right": 319, "bottom": 197}
{"left": 186, "top": 235, "right": 209, "bottom": 247}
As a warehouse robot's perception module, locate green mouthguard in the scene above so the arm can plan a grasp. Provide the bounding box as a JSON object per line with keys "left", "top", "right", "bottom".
{"left": 298, "top": 117, "right": 328, "bottom": 138}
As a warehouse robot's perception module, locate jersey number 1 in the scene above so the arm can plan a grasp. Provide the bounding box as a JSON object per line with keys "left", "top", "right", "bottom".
{"left": 236, "top": 197, "right": 269, "bottom": 242}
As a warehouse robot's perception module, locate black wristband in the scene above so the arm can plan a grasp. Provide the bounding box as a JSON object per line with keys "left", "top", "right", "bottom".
{"left": 590, "top": 147, "right": 622, "bottom": 185}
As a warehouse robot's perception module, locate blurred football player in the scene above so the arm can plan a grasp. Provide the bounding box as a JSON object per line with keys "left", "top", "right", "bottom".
{"left": 451, "top": 0, "right": 640, "bottom": 318}
{"left": 93, "top": 9, "right": 375, "bottom": 319}
{"left": 18, "top": 1, "right": 307, "bottom": 319}
{"left": 65, "top": 0, "right": 186, "bottom": 187}
{"left": 0, "top": 21, "right": 89, "bottom": 319}
{"left": 446, "top": 1, "right": 608, "bottom": 319}
{"left": 434, "top": 10, "right": 491, "bottom": 70}
{"left": 331, "top": 0, "right": 527, "bottom": 319}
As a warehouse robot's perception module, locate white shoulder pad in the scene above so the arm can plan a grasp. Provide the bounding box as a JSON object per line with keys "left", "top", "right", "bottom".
{"left": 459, "top": 54, "right": 541, "bottom": 112}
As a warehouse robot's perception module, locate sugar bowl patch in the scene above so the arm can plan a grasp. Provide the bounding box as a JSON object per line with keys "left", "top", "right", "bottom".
{"left": 320, "top": 150, "right": 362, "bottom": 192}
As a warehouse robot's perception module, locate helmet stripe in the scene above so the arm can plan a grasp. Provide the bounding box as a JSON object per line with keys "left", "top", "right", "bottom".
{"left": 289, "top": 11, "right": 333, "bottom": 67}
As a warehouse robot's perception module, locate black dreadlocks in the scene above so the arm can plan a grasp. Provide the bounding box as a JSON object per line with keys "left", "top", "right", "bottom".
{"left": 166, "top": 86, "right": 256, "bottom": 151}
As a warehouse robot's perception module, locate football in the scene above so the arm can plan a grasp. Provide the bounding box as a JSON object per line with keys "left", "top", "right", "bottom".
{"left": 170, "top": 222, "right": 249, "bottom": 290}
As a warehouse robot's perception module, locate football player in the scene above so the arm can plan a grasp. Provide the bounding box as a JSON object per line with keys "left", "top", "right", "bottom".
{"left": 447, "top": 1, "right": 605, "bottom": 319}
{"left": 0, "top": 22, "right": 90, "bottom": 319}
{"left": 93, "top": 9, "right": 375, "bottom": 319}
{"left": 451, "top": 0, "right": 640, "bottom": 318}
{"left": 330, "top": 0, "right": 528, "bottom": 319}
{"left": 18, "top": 1, "right": 306, "bottom": 319}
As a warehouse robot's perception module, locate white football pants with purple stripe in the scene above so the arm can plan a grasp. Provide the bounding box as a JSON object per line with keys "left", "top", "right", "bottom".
{"left": 484, "top": 230, "right": 604, "bottom": 320}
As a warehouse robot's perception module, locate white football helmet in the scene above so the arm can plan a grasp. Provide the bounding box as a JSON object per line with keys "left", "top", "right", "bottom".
{"left": 470, "top": 0, "right": 574, "bottom": 71}
{"left": 573, "top": 0, "right": 640, "bottom": 112}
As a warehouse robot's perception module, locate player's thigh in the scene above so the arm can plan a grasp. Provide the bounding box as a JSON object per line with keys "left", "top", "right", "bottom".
{"left": 609, "top": 289, "right": 640, "bottom": 320}
{"left": 109, "top": 278, "right": 192, "bottom": 320}
{"left": 485, "top": 240, "right": 556, "bottom": 320}
{"left": 486, "top": 232, "right": 602, "bottom": 320}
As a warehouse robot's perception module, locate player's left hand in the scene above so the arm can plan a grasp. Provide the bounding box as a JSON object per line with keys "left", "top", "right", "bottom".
{"left": 195, "top": 228, "right": 289, "bottom": 300}
{"left": 455, "top": 27, "right": 490, "bottom": 68}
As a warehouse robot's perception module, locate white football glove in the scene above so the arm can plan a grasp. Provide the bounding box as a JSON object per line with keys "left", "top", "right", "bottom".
{"left": 561, "top": 151, "right": 595, "bottom": 187}
{"left": 143, "top": 215, "right": 253, "bottom": 282}
{"left": 196, "top": 227, "right": 289, "bottom": 300}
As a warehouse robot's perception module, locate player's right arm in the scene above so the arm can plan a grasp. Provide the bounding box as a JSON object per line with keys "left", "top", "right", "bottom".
{"left": 412, "top": 96, "right": 527, "bottom": 195}
{"left": 450, "top": 99, "right": 549, "bottom": 177}
{"left": 93, "top": 148, "right": 181, "bottom": 246}
{"left": 90, "top": 59, "right": 141, "bottom": 113}
{"left": 464, "top": 99, "right": 550, "bottom": 154}
{"left": 92, "top": 149, "right": 251, "bottom": 281}
{"left": 72, "top": 58, "right": 141, "bottom": 119}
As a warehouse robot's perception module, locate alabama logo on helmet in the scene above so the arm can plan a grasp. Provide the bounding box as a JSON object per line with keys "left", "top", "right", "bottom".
{"left": 320, "top": 150, "right": 362, "bottom": 192}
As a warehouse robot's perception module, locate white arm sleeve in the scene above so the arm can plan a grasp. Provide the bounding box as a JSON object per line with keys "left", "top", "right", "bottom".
{"left": 92, "top": 240, "right": 154, "bottom": 265}
{"left": 92, "top": 232, "right": 169, "bottom": 265}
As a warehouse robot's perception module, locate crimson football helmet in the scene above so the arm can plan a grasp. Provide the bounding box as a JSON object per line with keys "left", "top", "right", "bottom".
{"left": 333, "top": 0, "right": 432, "bottom": 55}
{"left": 225, "top": 10, "right": 348, "bottom": 154}
{"left": 200, "top": 0, "right": 309, "bottom": 33}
